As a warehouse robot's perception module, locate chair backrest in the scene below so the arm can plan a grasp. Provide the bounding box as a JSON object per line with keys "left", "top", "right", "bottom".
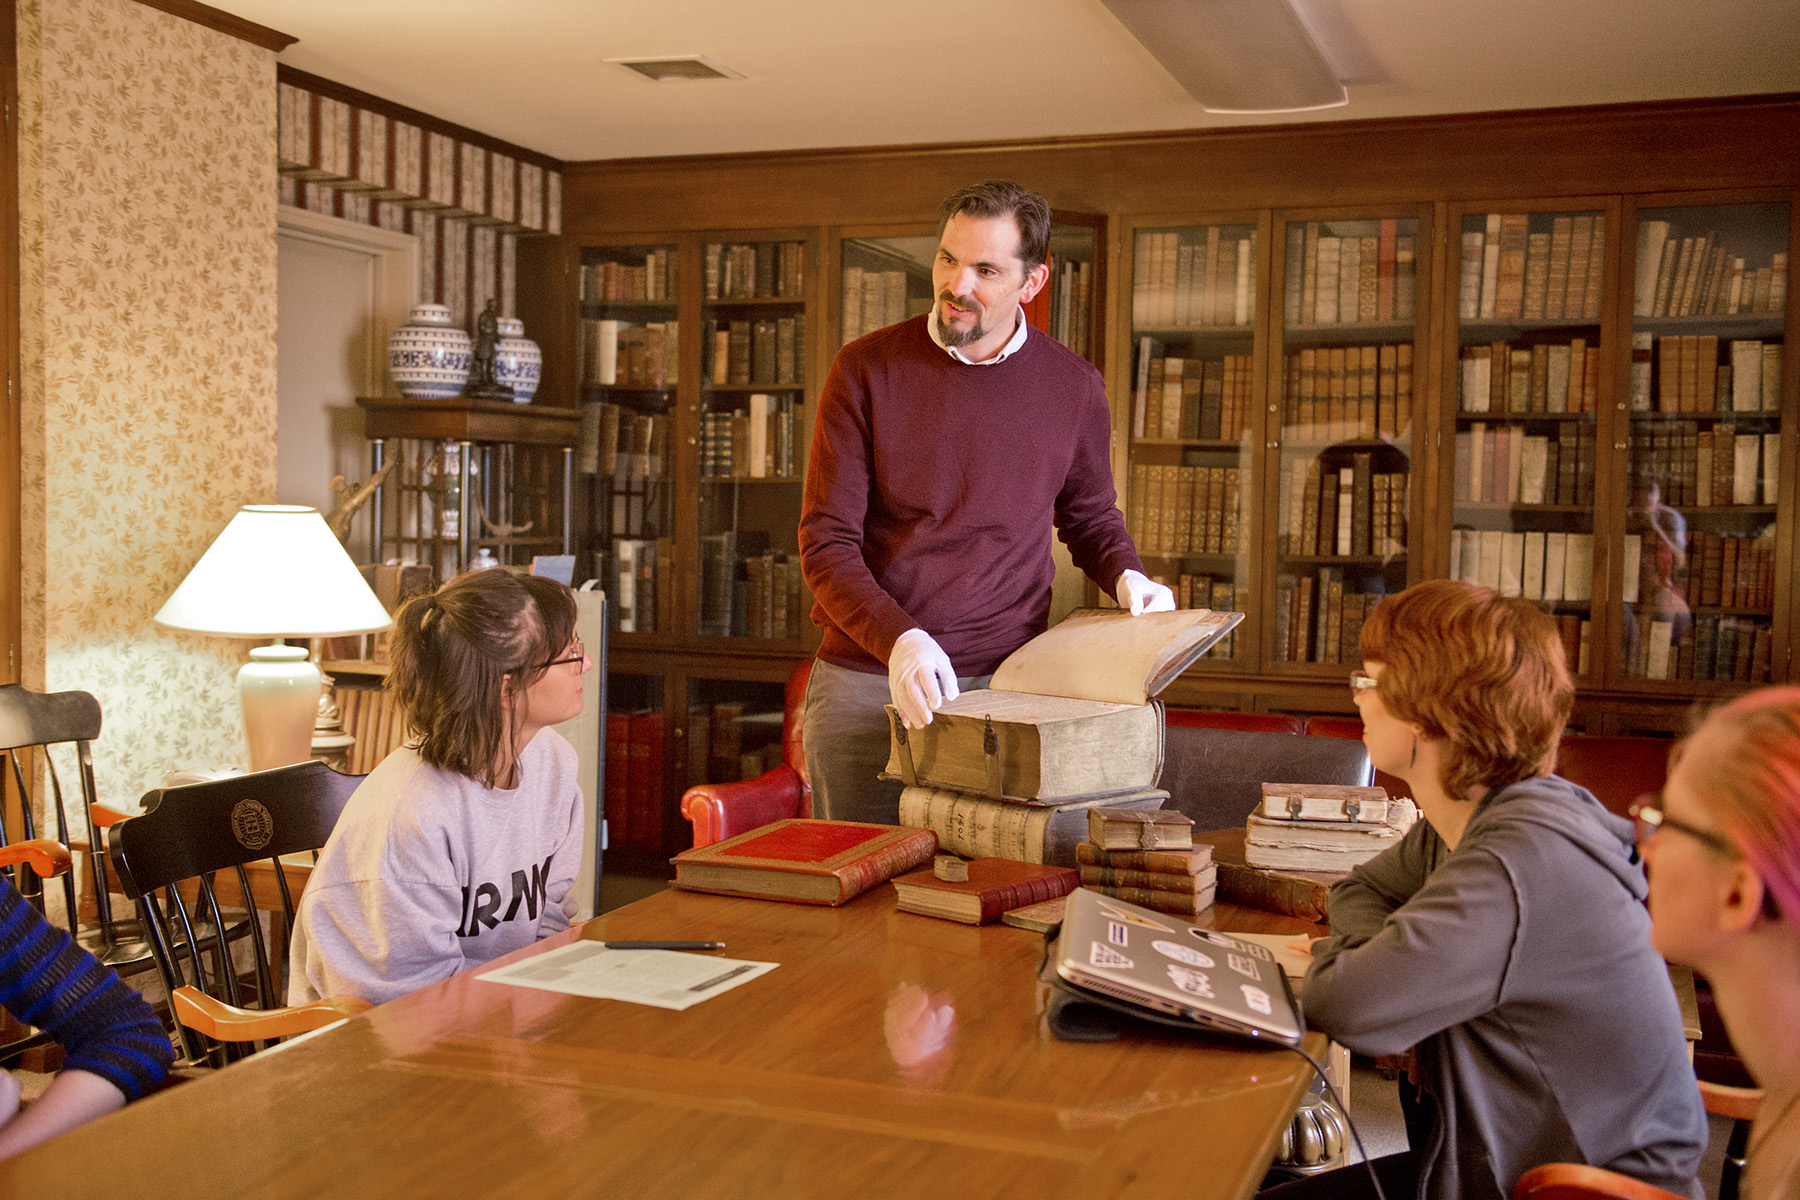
{"left": 1553, "top": 735, "right": 1672, "bottom": 819}
{"left": 111, "top": 760, "right": 362, "bottom": 1064}
{"left": 1513, "top": 1162, "right": 1689, "bottom": 1200}
{"left": 783, "top": 659, "right": 812, "bottom": 784}
{"left": 1159, "top": 728, "right": 1374, "bottom": 831}
{"left": 1165, "top": 708, "right": 1305, "bottom": 735}
{"left": 1304, "top": 714, "right": 1412, "bottom": 801}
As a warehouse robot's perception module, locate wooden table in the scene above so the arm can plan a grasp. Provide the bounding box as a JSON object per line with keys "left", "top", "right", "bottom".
{"left": 1, "top": 887, "right": 1326, "bottom": 1199}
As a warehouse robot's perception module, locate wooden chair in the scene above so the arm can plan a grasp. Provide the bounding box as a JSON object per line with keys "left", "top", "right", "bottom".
{"left": 1159, "top": 727, "right": 1374, "bottom": 831}
{"left": 0, "top": 838, "right": 77, "bottom": 1067}
{"left": 0, "top": 684, "right": 153, "bottom": 979}
{"left": 1513, "top": 1163, "right": 1689, "bottom": 1200}
{"left": 1165, "top": 709, "right": 1305, "bottom": 735}
{"left": 681, "top": 660, "right": 812, "bottom": 848}
{"left": 110, "top": 760, "right": 372, "bottom": 1067}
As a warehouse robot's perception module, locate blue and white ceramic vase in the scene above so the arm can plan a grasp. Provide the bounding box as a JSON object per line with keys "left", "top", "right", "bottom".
{"left": 494, "top": 317, "right": 543, "bottom": 403}
{"left": 387, "top": 303, "right": 472, "bottom": 400}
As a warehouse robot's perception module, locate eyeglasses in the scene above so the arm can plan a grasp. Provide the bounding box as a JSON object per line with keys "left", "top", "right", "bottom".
{"left": 1348, "top": 669, "right": 1379, "bottom": 695}
{"left": 1628, "top": 795, "right": 1740, "bottom": 858}
{"left": 539, "top": 637, "right": 587, "bottom": 671}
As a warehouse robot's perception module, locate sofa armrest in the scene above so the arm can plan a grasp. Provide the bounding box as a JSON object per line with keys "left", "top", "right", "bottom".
{"left": 680, "top": 765, "right": 808, "bottom": 848}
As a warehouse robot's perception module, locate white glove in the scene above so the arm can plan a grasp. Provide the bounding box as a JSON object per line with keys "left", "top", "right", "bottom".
{"left": 1116, "top": 569, "right": 1176, "bottom": 615}
{"left": 888, "top": 628, "right": 958, "bottom": 730}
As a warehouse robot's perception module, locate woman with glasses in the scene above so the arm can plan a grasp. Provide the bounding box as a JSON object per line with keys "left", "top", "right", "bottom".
{"left": 1645, "top": 688, "right": 1800, "bottom": 1200}
{"left": 290, "top": 567, "right": 592, "bottom": 1005}
{"left": 1267, "top": 579, "right": 1704, "bottom": 1200}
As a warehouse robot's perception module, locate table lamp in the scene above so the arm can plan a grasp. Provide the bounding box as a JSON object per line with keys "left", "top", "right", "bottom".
{"left": 155, "top": 505, "right": 394, "bottom": 772}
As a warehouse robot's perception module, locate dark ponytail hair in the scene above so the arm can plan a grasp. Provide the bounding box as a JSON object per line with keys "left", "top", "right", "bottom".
{"left": 386, "top": 567, "right": 577, "bottom": 785}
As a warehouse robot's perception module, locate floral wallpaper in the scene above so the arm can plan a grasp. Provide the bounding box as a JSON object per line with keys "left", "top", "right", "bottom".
{"left": 17, "top": 0, "right": 278, "bottom": 813}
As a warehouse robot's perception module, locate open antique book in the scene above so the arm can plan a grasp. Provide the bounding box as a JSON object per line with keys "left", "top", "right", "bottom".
{"left": 883, "top": 608, "right": 1243, "bottom": 802}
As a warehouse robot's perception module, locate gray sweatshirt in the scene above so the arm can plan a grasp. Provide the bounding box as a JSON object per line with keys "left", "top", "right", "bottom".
{"left": 289, "top": 730, "right": 584, "bottom": 1006}
{"left": 1303, "top": 773, "right": 1705, "bottom": 1200}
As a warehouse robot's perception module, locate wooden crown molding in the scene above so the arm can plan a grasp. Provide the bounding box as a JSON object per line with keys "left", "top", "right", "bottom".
{"left": 278, "top": 65, "right": 565, "bottom": 174}
{"left": 131, "top": 0, "right": 296, "bottom": 52}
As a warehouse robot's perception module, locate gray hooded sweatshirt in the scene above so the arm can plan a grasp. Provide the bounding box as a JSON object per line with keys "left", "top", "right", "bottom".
{"left": 1303, "top": 773, "right": 1706, "bottom": 1200}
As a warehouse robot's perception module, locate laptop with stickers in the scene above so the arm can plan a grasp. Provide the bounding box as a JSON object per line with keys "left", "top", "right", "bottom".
{"left": 1050, "top": 886, "right": 1305, "bottom": 1045}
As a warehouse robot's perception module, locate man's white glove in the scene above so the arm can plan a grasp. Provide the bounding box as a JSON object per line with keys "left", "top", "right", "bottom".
{"left": 1116, "top": 568, "right": 1176, "bottom": 615}
{"left": 888, "top": 628, "right": 958, "bottom": 730}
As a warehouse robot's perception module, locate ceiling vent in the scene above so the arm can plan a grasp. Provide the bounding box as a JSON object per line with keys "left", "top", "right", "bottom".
{"left": 607, "top": 55, "right": 744, "bottom": 83}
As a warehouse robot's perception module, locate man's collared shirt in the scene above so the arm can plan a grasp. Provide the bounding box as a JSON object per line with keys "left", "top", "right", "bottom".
{"left": 927, "top": 304, "right": 1029, "bottom": 365}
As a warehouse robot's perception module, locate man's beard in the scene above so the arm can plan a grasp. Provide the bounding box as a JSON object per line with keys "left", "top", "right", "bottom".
{"left": 936, "top": 292, "right": 987, "bottom": 347}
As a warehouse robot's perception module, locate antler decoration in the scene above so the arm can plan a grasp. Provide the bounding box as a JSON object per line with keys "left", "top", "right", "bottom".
{"left": 325, "top": 462, "right": 395, "bottom": 542}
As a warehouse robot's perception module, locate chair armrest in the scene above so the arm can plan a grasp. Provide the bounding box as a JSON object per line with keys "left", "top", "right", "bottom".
{"left": 90, "top": 803, "right": 131, "bottom": 829}
{"left": 172, "top": 986, "right": 371, "bottom": 1042}
{"left": 680, "top": 765, "right": 806, "bottom": 848}
{"left": 1513, "top": 1162, "right": 1689, "bottom": 1200}
{"left": 0, "top": 839, "right": 73, "bottom": 878}
{"left": 1698, "top": 1078, "right": 1762, "bottom": 1123}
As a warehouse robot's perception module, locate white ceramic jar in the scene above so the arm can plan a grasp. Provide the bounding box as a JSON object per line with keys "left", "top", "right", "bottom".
{"left": 388, "top": 303, "right": 472, "bottom": 400}
{"left": 494, "top": 317, "right": 543, "bottom": 403}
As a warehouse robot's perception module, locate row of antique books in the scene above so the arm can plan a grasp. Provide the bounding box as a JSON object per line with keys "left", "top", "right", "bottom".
{"left": 1277, "top": 457, "right": 1409, "bottom": 559}
{"left": 698, "top": 396, "right": 802, "bottom": 480}
{"left": 1633, "top": 223, "right": 1787, "bottom": 318}
{"left": 1643, "top": 335, "right": 1783, "bottom": 414}
{"left": 685, "top": 702, "right": 786, "bottom": 787}
{"left": 580, "top": 318, "right": 679, "bottom": 388}
{"left": 1042, "top": 257, "right": 1094, "bottom": 357}
{"left": 1458, "top": 338, "right": 1601, "bottom": 414}
{"left": 610, "top": 537, "right": 668, "bottom": 634}
{"left": 603, "top": 712, "right": 666, "bottom": 851}
{"left": 1075, "top": 813, "right": 1216, "bottom": 917}
{"left": 1627, "top": 613, "right": 1772, "bottom": 684}
{"left": 1278, "top": 343, "right": 1414, "bottom": 443}
{"left": 1452, "top": 423, "right": 1595, "bottom": 507}
{"left": 1130, "top": 348, "right": 1254, "bottom": 441}
{"left": 1449, "top": 530, "right": 1597, "bottom": 604}
{"left": 1272, "top": 570, "right": 1384, "bottom": 665}
{"left": 1140, "top": 575, "right": 1243, "bottom": 659}
{"left": 704, "top": 315, "right": 807, "bottom": 387}
{"left": 1458, "top": 213, "right": 1606, "bottom": 323}
{"left": 697, "top": 534, "right": 806, "bottom": 640}
{"left": 1637, "top": 531, "right": 1777, "bottom": 612}
{"left": 840, "top": 267, "right": 924, "bottom": 345}
{"left": 1630, "top": 424, "right": 1779, "bottom": 508}
{"left": 1283, "top": 220, "right": 1418, "bottom": 327}
{"left": 1245, "top": 785, "right": 1415, "bottom": 873}
{"left": 704, "top": 241, "right": 805, "bottom": 301}
{"left": 1126, "top": 464, "right": 1244, "bottom": 558}
{"left": 581, "top": 252, "right": 675, "bottom": 304}
{"left": 1132, "top": 227, "right": 1257, "bottom": 328}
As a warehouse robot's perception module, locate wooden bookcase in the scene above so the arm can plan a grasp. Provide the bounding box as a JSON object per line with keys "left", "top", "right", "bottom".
{"left": 538, "top": 95, "right": 1800, "bottom": 852}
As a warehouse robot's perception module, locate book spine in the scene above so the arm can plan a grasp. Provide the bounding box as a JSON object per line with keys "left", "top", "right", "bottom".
{"left": 1084, "top": 884, "right": 1214, "bottom": 917}
{"left": 1078, "top": 863, "right": 1218, "bottom": 893}
{"left": 982, "top": 870, "right": 1079, "bottom": 923}
{"left": 1213, "top": 861, "right": 1330, "bottom": 922}
{"left": 1077, "top": 843, "right": 1213, "bottom": 873}
{"left": 835, "top": 830, "right": 938, "bottom": 901}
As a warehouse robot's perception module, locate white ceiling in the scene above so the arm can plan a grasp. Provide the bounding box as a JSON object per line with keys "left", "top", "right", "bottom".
{"left": 214, "top": 0, "right": 1800, "bottom": 164}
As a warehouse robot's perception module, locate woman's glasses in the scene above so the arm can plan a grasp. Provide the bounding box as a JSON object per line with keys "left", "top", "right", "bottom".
{"left": 1628, "top": 795, "right": 1739, "bottom": 858}
{"left": 539, "top": 637, "right": 587, "bottom": 670}
{"left": 1348, "top": 669, "right": 1379, "bottom": 695}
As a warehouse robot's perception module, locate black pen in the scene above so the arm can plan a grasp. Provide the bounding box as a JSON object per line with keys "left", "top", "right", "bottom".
{"left": 598, "top": 940, "right": 726, "bottom": 951}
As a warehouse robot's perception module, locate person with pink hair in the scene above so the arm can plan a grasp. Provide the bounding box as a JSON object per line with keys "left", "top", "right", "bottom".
{"left": 1646, "top": 686, "right": 1800, "bottom": 1200}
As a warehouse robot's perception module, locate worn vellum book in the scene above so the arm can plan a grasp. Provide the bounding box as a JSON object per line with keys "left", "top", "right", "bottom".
{"left": 882, "top": 608, "right": 1243, "bottom": 801}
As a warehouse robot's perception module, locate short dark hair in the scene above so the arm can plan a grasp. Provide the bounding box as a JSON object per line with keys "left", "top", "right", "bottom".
{"left": 939, "top": 180, "right": 1051, "bottom": 272}
{"left": 387, "top": 567, "right": 578, "bottom": 786}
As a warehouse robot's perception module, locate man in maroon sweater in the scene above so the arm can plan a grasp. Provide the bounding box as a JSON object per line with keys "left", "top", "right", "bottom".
{"left": 799, "top": 180, "right": 1173, "bottom": 824}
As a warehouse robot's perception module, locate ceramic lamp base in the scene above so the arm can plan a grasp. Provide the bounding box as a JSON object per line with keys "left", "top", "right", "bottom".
{"left": 240, "top": 644, "right": 322, "bottom": 772}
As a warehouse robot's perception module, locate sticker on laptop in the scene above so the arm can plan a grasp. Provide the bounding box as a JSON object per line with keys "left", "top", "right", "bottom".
{"left": 1151, "top": 940, "right": 1215, "bottom": 969}
{"left": 1089, "top": 942, "right": 1134, "bottom": 970}
{"left": 1227, "top": 953, "right": 1262, "bottom": 981}
{"left": 1187, "top": 927, "right": 1270, "bottom": 958}
{"left": 1165, "top": 964, "right": 1215, "bottom": 998}
{"left": 1097, "top": 900, "right": 1173, "bottom": 932}
{"left": 1240, "top": 984, "right": 1273, "bottom": 1015}
{"left": 1107, "top": 920, "right": 1130, "bottom": 947}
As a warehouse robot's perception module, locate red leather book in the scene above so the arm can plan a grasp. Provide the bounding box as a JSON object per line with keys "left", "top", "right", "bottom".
{"left": 605, "top": 712, "right": 631, "bottom": 848}
{"left": 671, "top": 819, "right": 937, "bottom": 906}
{"left": 890, "top": 858, "right": 1079, "bottom": 925}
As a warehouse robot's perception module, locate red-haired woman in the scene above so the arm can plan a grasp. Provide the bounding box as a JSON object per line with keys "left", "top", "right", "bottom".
{"left": 1647, "top": 688, "right": 1800, "bottom": 1200}
{"left": 1270, "top": 580, "right": 1704, "bottom": 1200}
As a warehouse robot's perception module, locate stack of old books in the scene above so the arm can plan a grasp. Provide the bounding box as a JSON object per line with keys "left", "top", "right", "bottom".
{"left": 1074, "top": 808, "right": 1217, "bottom": 916}
{"left": 887, "top": 607, "right": 1242, "bottom": 868}
{"left": 1196, "top": 784, "right": 1415, "bottom": 921}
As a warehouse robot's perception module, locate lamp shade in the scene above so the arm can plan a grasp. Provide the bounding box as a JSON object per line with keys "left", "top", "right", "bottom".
{"left": 155, "top": 505, "right": 394, "bottom": 638}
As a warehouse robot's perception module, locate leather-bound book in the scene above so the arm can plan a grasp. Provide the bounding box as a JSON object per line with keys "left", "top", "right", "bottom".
{"left": 1193, "top": 828, "right": 1338, "bottom": 923}
{"left": 671, "top": 819, "right": 936, "bottom": 906}
{"left": 891, "top": 858, "right": 1079, "bottom": 925}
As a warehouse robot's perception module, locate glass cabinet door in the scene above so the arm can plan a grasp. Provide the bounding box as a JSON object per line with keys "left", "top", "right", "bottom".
{"left": 1271, "top": 214, "right": 1421, "bottom": 670}
{"left": 578, "top": 243, "right": 677, "bottom": 635}
{"left": 1619, "top": 200, "right": 1789, "bottom": 687}
{"left": 1447, "top": 206, "right": 1607, "bottom": 683}
{"left": 1126, "top": 221, "right": 1260, "bottom": 667}
{"left": 697, "top": 237, "right": 810, "bottom": 643}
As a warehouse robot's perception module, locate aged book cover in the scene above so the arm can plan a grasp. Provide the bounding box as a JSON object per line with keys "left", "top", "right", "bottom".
{"left": 1089, "top": 807, "right": 1194, "bottom": 851}
{"left": 1075, "top": 842, "right": 1213, "bottom": 874}
{"left": 891, "top": 858, "right": 1078, "bottom": 925}
{"left": 1078, "top": 862, "right": 1219, "bottom": 894}
{"left": 1000, "top": 895, "right": 1069, "bottom": 932}
{"left": 1082, "top": 883, "right": 1216, "bottom": 917}
{"left": 671, "top": 819, "right": 936, "bottom": 906}
{"left": 1259, "top": 783, "right": 1391, "bottom": 823}
{"left": 897, "top": 785, "right": 1167, "bottom": 866}
{"left": 1194, "top": 828, "right": 1340, "bottom": 923}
